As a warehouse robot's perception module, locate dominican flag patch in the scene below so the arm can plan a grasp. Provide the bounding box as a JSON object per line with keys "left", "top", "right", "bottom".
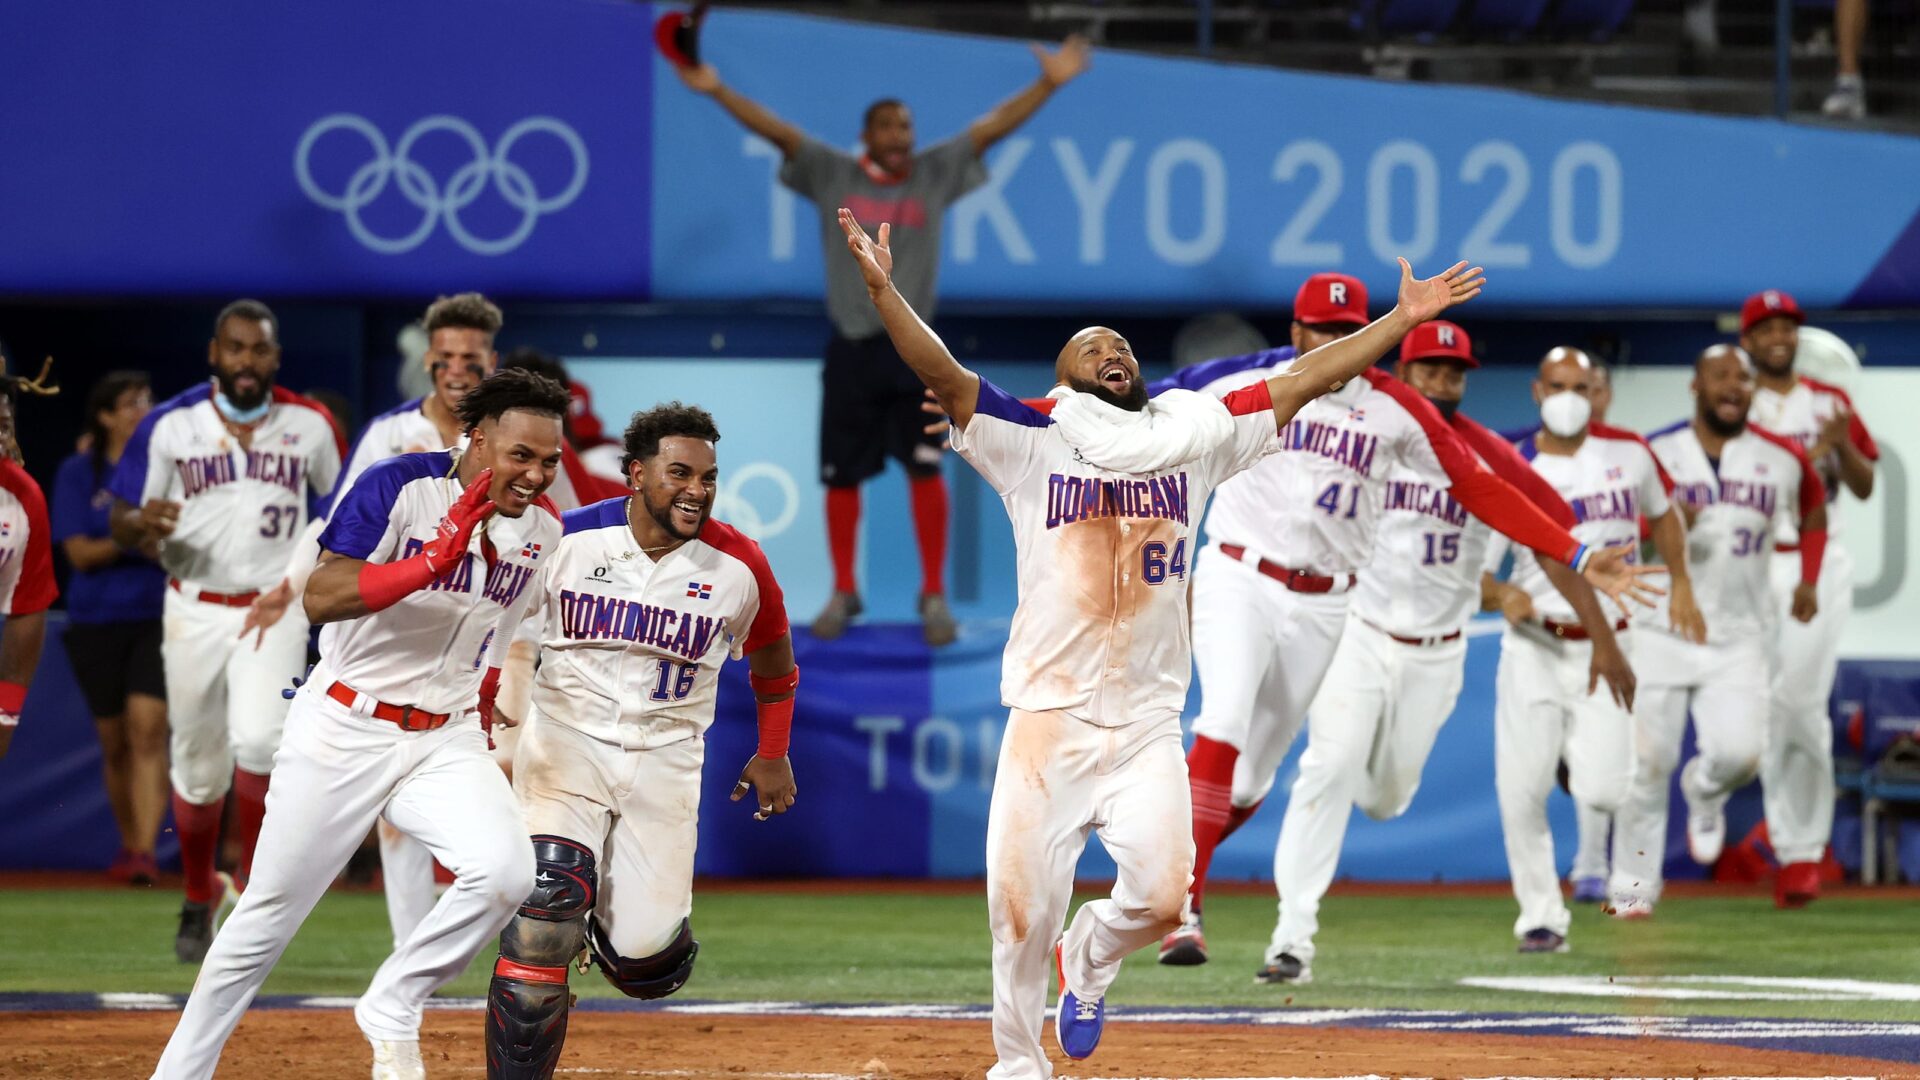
{"left": 520, "top": 542, "right": 542, "bottom": 560}
{"left": 1605, "top": 466, "right": 1624, "bottom": 481}
{"left": 1755, "top": 463, "right": 1769, "bottom": 475}
{"left": 0, "top": 522, "right": 9, "bottom": 537}
{"left": 686, "top": 582, "right": 713, "bottom": 600}
{"left": 280, "top": 432, "right": 301, "bottom": 446}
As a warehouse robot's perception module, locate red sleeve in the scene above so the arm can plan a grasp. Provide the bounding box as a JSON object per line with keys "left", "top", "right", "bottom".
{"left": 1751, "top": 425, "right": 1828, "bottom": 524}
{"left": 1451, "top": 414, "right": 1578, "bottom": 529}
{"left": 1219, "top": 379, "right": 1275, "bottom": 418}
{"left": 1020, "top": 397, "right": 1057, "bottom": 414}
{"left": 560, "top": 441, "right": 626, "bottom": 503}
{"left": 1803, "top": 378, "right": 1879, "bottom": 461}
{"left": 699, "top": 520, "right": 789, "bottom": 654}
{"left": 0, "top": 462, "right": 57, "bottom": 616}
{"left": 1362, "top": 373, "right": 1582, "bottom": 565}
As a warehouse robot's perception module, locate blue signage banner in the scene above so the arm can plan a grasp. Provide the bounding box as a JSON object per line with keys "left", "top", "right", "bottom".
{"left": 3, "top": 0, "right": 1917, "bottom": 306}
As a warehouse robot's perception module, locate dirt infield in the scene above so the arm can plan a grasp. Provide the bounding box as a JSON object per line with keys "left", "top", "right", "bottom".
{"left": 10, "top": 1010, "right": 1915, "bottom": 1079}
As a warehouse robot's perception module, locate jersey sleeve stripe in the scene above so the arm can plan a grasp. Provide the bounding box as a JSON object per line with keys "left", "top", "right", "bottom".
{"left": 1751, "top": 424, "right": 1828, "bottom": 519}
{"left": 1799, "top": 376, "right": 1880, "bottom": 461}
{"left": 1145, "top": 347, "right": 1295, "bottom": 397}
{"left": 563, "top": 497, "right": 628, "bottom": 536}
{"left": 317, "top": 451, "right": 446, "bottom": 560}
{"left": 698, "top": 519, "right": 790, "bottom": 655}
{"left": 1218, "top": 378, "right": 1274, "bottom": 418}
{"left": 1454, "top": 413, "right": 1579, "bottom": 529}
{"left": 974, "top": 379, "right": 1053, "bottom": 428}
{"left": 0, "top": 462, "right": 57, "bottom": 615}
{"left": 271, "top": 385, "right": 348, "bottom": 463}
{"left": 1590, "top": 422, "right": 1676, "bottom": 494}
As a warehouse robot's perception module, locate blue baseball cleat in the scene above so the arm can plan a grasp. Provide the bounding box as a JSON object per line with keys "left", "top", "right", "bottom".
{"left": 1053, "top": 941, "right": 1104, "bottom": 1060}
{"left": 1571, "top": 876, "right": 1607, "bottom": 903}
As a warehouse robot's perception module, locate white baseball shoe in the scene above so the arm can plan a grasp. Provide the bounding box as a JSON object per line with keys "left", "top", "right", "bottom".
{"left": 368, "top": 1037, "right": 426, "bottom": 1080}
{"left": 1680, "top": 759, "right": 1727, "bottom": 865}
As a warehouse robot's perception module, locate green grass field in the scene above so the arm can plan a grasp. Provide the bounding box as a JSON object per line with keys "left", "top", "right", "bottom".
{"left": 7, "top": 884, "right": 1919, "bottom": 1023}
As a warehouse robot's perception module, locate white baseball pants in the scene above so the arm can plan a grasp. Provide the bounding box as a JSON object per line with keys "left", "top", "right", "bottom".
{"left": 514, "top": 708, "right": 702, "bottom": 959}
{"left": 1613, "top": 632, "right": 1769, "bottom": 906}
{"left": 1570, "top": 801, "right": 1613, "bottom": 883}
{"left": 1493, "top": 628, "right": 1634, "bottom": 940}
{"left": 986, "top": 709, "right": 1191, "bottom": 1080}
{"left": 160, "top": 582, "right": 307, "bottom": 803}
{"left": 1189, "top": 546, "right": 1352, "bottom": 807}
{"left": 1270, "top": 617, "right": 1465, "bottom": 965}
{"left": 150, "top": 689, "right": 533, "bottom": 1080}
{"left": 1764, "top": 544, "right": 1852, "bottom": 865}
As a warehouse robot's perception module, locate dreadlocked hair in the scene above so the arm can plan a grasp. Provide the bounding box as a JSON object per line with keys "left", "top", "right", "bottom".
{"left": 452, "top": 367, "right": 569, "bottom": 434}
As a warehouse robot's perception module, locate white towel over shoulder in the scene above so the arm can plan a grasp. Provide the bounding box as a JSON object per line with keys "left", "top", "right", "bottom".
{"left": 1044, "top": 384, "right": 1234, "bottom": 476}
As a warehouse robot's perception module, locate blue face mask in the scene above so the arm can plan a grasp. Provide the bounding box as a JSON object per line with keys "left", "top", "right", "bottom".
{"left": 214, "top": 390, "right": 270, "bottom": 425}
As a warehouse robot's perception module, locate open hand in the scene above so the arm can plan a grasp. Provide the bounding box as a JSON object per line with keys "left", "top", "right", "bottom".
{"left": 239, "top": 579, "right": 295, "bottom": 650}
{"left": 1396, "top": 258, "right": 1486, "bottom": 324}
{"left": 1582, "top": 545, "right": 1666, "bottom": 611}
{"left": 732, "top": 754, "right": 797, "bottom": 821}
{"left": 1033, "top": 34, "right": 1091, "bottom": 87}
{"left": 838, "top": 209, "right": 894, "bottom": 293}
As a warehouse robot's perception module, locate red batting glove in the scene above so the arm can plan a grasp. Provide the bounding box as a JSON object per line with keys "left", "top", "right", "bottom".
{"left": 477, "top": 665, "right": 501, "bottom": 751}
{"left": 357, "top": 469, "right": 498, "bottom": 613}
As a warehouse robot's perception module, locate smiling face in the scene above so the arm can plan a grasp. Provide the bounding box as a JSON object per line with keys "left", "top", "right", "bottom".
{"left": 1056, "top": 326, "right": 1148, "bottom": 412}
{"left": 1693, "top": 345, "right": 1756, "bottom": 437}
{"left": 630, "top": 435, "right": 718, "bottom": 541}
{"left": 862, "top": 101, "right": 915, "bottom": 176}
{"left": 208, "top": 315, "right": 280, "bottom": 410}
{"left": 426, "top": 326, "right": 497, "bottom": 417}
{"left": 467, "top": 408, "right": 563, "bottom": 518}
{"left": 1741, "top": 315, "right": 1799, "bottom": 380}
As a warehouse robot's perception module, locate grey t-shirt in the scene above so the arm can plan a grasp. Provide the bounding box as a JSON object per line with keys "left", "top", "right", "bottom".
{"left": 780, "top": 133, "right": 988, "bottom": 340}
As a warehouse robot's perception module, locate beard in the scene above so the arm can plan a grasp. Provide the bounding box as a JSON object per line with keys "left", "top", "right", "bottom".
{"left": 214, "top": 368, "right": 271, "bottom": 410}
{"left": 644, "top": 488, "right": 710, "bottom": 540}
{"left": 1067, "top": 375, "right": 1149, "bottom": 413}
{"left": 1699, "top": 405, "right": 1748, "bottom": 437}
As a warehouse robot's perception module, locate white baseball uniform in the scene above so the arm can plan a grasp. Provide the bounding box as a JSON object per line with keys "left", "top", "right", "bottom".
{"left": 109, "top": 384, "right": 343, "bottom": 805}
{"left": 151, "top": 450, "right": 557, "bottom": 1079}
{"left": 949, "top": 377, "right": 1280, "bottom": 1080}
{"left": 514, "top": 497, "right": 789, "bottom": 960}
{"left": 1488, "top": 424, "right": 1670, "bottom": 939}
{"left": 1268, "top": 412, "right": 1574, "bottom": 967}
{"left": 1748, "top": 375, "right": 1877, "bottom": 865}
{"left": 1613, "top": 420, "right": 1823, "bottom": 904}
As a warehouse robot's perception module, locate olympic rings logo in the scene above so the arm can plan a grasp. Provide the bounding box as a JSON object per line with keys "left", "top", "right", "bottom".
{"left": 711, "top": 463, "right": 801, "bottom": 540}
{"left": 294, "top": 114, "right": 589, "bottom": 256}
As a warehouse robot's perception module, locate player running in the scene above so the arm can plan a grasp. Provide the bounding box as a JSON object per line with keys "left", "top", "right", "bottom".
{"left": 1613, "top": 345, "right": 1826, "bottom": 915}
{"left": 1482, "top": 347, "right": 1704, "bottom": 948}
{"left": 840, "top": 204, "right": 1499, "bottom": 1076}
{"left": 108, "top": 300, "right": 344, "bottom": 962}
{"left": 1254, "top": 322, "right": 1639, "bottom": 984}
{"left": 484, "top": 403, "right": 797, "bottom": 1079}
{"left": 149, "top": 368, "right": 567, "bottom": 1080}
{"left": 1741, "top": 288, "right": 1878, "bottom": 908}
{"left": 0, "top": 355, "right": 59, "bottom": 762}
{"left": 1155, "top": 282, "right": 1652, "bottom": 969}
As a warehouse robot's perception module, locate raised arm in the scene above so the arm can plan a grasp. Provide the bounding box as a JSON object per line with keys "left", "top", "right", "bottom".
{"left": 840, "top": 209, "right": 982, "bottom": 427}
{"left": 674, "top": 63, "right": 805, "bottom": 159}
{"left": 1266, "top": 259, "right": 1484, "bottom": 430}
{"left": 966, "top": 36, "right": 1091, "bottom": 154}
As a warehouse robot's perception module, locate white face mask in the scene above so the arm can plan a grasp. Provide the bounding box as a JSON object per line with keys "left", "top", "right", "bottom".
{"left": 1539, "top": 390, "right": 1592, "bottom": 438}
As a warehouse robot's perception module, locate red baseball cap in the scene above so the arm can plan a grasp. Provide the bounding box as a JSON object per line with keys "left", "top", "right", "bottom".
{"left": 1293, "top": 273, "right": 1369, "bottom": 326}
{"left": 1740, "top": 289, "right": 1804, "bottom": 333}
{"left": 569, "top": 382, "right": 608, "bottom": 447}
{"left": 1400, "top": 320, "right": 1477, "bottom": 368}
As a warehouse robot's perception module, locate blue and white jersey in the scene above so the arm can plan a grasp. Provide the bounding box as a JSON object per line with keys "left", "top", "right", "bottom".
{"left": 947, "top": 378, "right": 1281, "bottom": 727}
{"left": 308, "top": 451, "right": 559, "bottom": 717}
{"left": 109, "top": 384, "right": 343, "bottom": 592}
{"left": 528, "top": 498, "right": 788, "bottom": 749}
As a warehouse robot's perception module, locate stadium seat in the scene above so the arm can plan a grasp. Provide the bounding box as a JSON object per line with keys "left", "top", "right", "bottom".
{"left": 1463, "top": 0, "right": 1552, "bottom": 37}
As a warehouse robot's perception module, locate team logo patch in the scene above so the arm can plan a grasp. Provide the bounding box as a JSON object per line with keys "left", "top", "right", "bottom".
{"left": 1755, "top": 462, "right": 1769, "bottom": 475}
{"left": 280, "top": 433, "right": 301, "bottom": 446}
{"left": 686, "top": 581, "right": 713, "bottom": 600}
{"left": 1605, "top": 466, "right": 1624, "bottom": 481}
{"left": 0, "top": 522, "right": 9, "bottom": 537}
{"left": 1348, "top": 407, "right": 1366, "bottom": 422}
{"left": 521, "top": 542, "right": 543, "bottom": 560}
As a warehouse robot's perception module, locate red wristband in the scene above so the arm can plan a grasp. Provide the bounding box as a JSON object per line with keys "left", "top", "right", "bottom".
{"left": 356, "top": 552, "right": 441, "bottom": 613}
{"left": 1798, "top": 528, "right": 1828, "bottom": 586}
{"left": 754, "top": 695, "right": 794, "bottom": 759}
{"left": 0, "top": 679, "right": 26, "bottom": 720}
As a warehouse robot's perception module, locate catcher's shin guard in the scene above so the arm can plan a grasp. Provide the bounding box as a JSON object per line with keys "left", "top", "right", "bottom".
{"left": 487, "top": 836, "right": 596, "bottom": 1080}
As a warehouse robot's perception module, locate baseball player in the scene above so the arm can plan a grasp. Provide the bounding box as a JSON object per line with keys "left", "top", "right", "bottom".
{"left": 1741, "top": 288, "right": 1878, "bottom": 908}
{"left": 673, "top": 36, "right": 1089, "bottom": 645}
{"left": 1256, "top": 322, "right": 1639, "bottom": 984}
{"left": 1568, "top": 361, "right": 1619, "bottom": 903}
{"left": 149, "top": 368, "right": 568, "bottom": 1080}
{"left": 1480, "top": 347, "right": 1703, "bottom": 951}
{"left": 1613, "top": 345, "right": 1826, "bottom": 914}
{"left": 0, "top": 357, "right": 59, "bottom": 761}
{"left": 485, "top": 403, "right": 796, "bottom": 1079}
{"left": 108, "top": 300, "right": 344, "bottom": 962}
{"left": 1155, "top": 283, "right": 1654, "bottom": 970}
{"left": 842, "top": 205, "right": 1487, "bottom": 1076}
